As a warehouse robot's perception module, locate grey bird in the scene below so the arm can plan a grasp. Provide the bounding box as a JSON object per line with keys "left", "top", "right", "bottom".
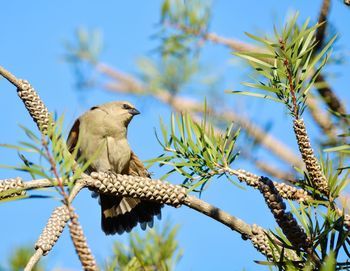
{"left": 67, "top": 101, "right": 162, "bottom": 235}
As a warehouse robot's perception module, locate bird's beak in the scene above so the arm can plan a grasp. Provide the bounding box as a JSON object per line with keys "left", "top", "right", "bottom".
{"left": 129, "top": 108, "right": 140, "bottom": 116}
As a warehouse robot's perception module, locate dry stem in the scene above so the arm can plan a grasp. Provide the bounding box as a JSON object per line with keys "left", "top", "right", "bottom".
{"left": 0, "top": 66, "right": 21, "bottom": 87}
{"left": 24, "top": 249, "right": 43, "bottom": 271}
{"left": 184, "top": 195, "right": 252, "bottom": 237}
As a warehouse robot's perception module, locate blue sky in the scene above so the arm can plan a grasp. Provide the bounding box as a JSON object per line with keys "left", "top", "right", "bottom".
{"left": 0, "top": 1, "right": 349, "bottom": 270}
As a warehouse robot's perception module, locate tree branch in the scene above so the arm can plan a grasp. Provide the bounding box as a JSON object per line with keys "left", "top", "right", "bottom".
{"left": 0, "top": 65, "right": 21, "bottom": 88}
{"left": 224, "top": 168, "right": 312, "bottom": 202}
{"left": 254, "top": 161, "right": 293, "bottom": 181}
{"left": 24, "top": 249, "right": 43, "bottom": 271}
{"left": 184, "top": 195, "right": 252, "bottom": 236}
{"left": 1, "top": 172, "right": 299, "bottom": 261}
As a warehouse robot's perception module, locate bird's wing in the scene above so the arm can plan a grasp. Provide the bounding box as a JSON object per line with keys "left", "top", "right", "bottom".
{"left": 67, "top": 105, "right": 105, "bottom": 155}
{"left": 66, "top": 118, "right": 80, "bottom": 154}
{"left": 127, "top": 151, "right": 151, "bottom": 177}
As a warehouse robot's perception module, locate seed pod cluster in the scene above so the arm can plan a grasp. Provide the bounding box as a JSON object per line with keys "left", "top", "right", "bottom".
{"left": 35, "top": 206, "right": 70, "bottom": 255}
{"left": 258, "top": 177, "right": 310, "bottom": 250}
{"left": 250, "top": 224, "right": 277, "bottom": 260}
{"left": 87, "top": 172, "right": 187, "bottom": 207}
{"left": 0, "top": 177, "right": 25, "bottom": 199}
{"left": 236, "top": 169, "right": 311, "bottom": 202}
{"left": 250, "top": 224, "right": 299, "bottom": 262}
{"left": 293, "top": 119, "right": 329, "bottom": 195}
{"left": 69, "top": 212, "right": 97, "bottom": 271}
{"left": 17, "top": 79, "right": 51, "bottom": 133}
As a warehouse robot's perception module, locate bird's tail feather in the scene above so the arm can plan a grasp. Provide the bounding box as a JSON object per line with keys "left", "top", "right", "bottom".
{"left": 100, "top": 194, "right": 163, "bottom": 235}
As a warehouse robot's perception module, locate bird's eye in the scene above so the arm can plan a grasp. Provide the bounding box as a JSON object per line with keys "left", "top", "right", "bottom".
{"left": 123, "top": 104, "right": 132, "bottom": 110}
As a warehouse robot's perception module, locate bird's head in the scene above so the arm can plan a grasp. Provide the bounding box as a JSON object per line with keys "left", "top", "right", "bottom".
{"left": 94, "top": 101, "right": 140, "bottom": 127}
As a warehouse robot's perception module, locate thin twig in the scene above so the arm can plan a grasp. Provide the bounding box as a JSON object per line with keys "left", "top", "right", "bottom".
{"left": 279, "top": 39, "right": 298, "bottom": 119}
{"left": 42, "top": 137, "right": 70, "bottom": 205}
{"left": 170, "top": 22, "right": 266, "bottom": 54}
{"left": 0, "top": 65, "right": 21, "bottom": 88}
{"left": 24, "top": 248, "right": 43, "bottom": 271}
{"left": 184, "top": 195, "right": 252, "bottom": 236}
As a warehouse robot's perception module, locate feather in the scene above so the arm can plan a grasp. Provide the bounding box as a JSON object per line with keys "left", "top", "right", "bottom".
{"left": 66, "top": 118, "right": 80, "bottom": 154}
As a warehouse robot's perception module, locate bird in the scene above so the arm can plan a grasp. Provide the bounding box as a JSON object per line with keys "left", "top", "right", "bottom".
{"left": 66, "top": 101, "right": 162, "bottom": 235}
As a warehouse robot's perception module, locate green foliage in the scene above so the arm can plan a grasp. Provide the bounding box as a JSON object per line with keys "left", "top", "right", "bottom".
{"left": 148, "top": 110, "right": 240, "bottom": 193}
{"left": 292, "top": 154, "right": 350, "bottom": 199}
{"left": 140, "top": 0, "right": 216, "bottom": 97}
{"left": 297, "top": 204, "right": 348, "bottom": 266}
{"left": 137, "top": 56, "right": 198, "bottom": 95}
{"left": 320, "top": 156, "right": 350, "bottom": 199}
{"left": 158, "top": 0, "right": 211, "bottom": 56}
{"left": 230, "top": 14, "right": 336, "bottom": 119}
{"left": 0, "top": 115, "right": 94, "bottom": 201}
{"left": 325, "top": 144, "right": 350, "bottom": 155}
{"left": 63, "top": 1, "right": 218, "bottom": 98}
{"left": 64, "top": 27, "right": 102, "bottom": 64}
{"left": 262, "top": 199, "right": 350, "bottom": 270}
{"left": 103, "top": 223, "right": 182, "bottom": 271}
{"left": 0, "top": 246, "right": 44, "bottom": 271}
{"left": 266, "top": 154, "right": 350, "bottom": 269}
{"left": 320, "top": 251, "right": 336, "bottom": 271}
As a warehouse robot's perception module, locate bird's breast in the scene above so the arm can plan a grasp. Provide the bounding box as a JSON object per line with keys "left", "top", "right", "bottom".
{"left": 106, "top": 137, "right": 131, "bottom": 173}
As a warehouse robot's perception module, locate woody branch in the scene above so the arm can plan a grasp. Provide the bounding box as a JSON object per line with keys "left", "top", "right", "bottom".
{"left": 0, "top": 172, "right": 304, "bottom": 261}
